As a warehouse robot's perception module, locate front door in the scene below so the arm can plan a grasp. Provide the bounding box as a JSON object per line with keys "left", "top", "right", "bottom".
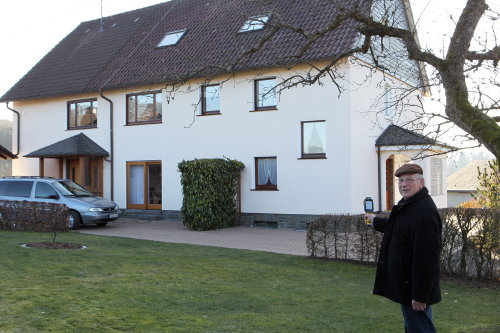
{"left": 67, "top": 159, "right": 81, "bottom": 184}
{"left": 386, "top": 158, "right": 395, "bottom": 211}
{"left": 127, "top": 161, "right": 162, "bottom": 210}
{"left": 66, "top": 157, "right": 103, "bottom": 196}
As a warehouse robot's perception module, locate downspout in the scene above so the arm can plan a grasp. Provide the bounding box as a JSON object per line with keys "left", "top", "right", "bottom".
{"left": 377, "top": 146, "right": 382, "bottom": 212}
{"left": 99, "top": 89, "right": 114, "bottom": 201}
{"left": 6, "top": 102, "right": 20, "bottom": 156}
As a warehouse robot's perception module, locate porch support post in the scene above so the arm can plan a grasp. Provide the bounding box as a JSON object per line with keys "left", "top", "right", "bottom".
{"left": 59, "top": 158, "right": 64, "bottom": 178}
{"left": 39, "top": 158, "right": 45, "bottom": 176}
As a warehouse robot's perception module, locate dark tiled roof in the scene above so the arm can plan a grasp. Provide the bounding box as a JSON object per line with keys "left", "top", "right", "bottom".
{"left": 1, "top": 0, "right": 366, "bottom": 101}
{"left": 0, "top": 145, "right": 17, "bottom": 159}
{"left": 376, "top": 124, "right": 452, "bottom": 149}
{"left": 25, "top": 133, "right": 109, "bottom": 158}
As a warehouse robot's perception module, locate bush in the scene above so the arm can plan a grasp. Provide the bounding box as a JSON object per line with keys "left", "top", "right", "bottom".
{"left": 306, "top": 214, "right": 382, "bottom": 263}
{"left": 308, "top": 208, "right": 499, "bottom": 281}
{"left": 178, "top": 158, "right": 244, "bottom": 231}
{"left": 0, "top": 200, "right": 69, "bottom": 243}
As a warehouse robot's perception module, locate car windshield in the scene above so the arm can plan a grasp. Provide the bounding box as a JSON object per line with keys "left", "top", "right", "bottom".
{"left": 53, "top": 180, "right": 93, "bottom": 197}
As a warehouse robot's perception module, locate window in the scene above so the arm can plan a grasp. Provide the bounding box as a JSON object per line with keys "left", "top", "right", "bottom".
{"left": 127, "top": 91, "right": 162, "bottom": 125}
{"left": 255, "top": 78, "right": 277, "bottom": 111}
{"left": 255, "top": 157, "right": 277, "bottom": 190}
{"left": 239, "top": 15, "right": 270, "bottom": 32}
{"left": 157, "top": 29, "right": 186, "bottom": 47}
{"left": 35, "top": 182, "right": 58, "bottom": 199}
{"left": 67, "top": 99, "right": 97, "bottom": 129}
{"left": 0, "top": 181, "right": 33, "bottom": 197}
{"left": 301, "top": 121, "right": 326, "bottom": 158}
{"left": 201, "top": 84, "right": 221, "bottom": 115}
{"left": 431, "top": 158, "right": 443, "bottom": 196}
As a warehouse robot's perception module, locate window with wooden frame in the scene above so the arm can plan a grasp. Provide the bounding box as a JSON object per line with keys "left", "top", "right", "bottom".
{"left": 201, "top": 84, "right": 221, "bottom": 115}
{"left": 254, "top": 78, "right": 277, "bottom": 111}
{"left": 126, "top": 91, "right": 162, "bottom": 125}
{"left": 301, "top": 121, "right": 326, "bottom": 159}
{"left": 67, "top": 98, "right": 97, "bottom": 130}
{"left": 255, "top": 157, "right": 277, "bottom": 190}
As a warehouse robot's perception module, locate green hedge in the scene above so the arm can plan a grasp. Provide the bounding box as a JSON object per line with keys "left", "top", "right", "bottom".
{"left": 178, "top": 158, "right": 244, "bottom": 231}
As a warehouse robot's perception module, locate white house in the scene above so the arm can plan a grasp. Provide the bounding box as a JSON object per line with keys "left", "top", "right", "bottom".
{"left": 0, "top": 0, "right": 450, "bottom": 228}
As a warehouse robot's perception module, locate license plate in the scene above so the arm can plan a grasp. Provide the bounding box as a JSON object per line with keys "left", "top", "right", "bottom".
{"left": 109, "top": 213, "right": 119, "bottom": 219}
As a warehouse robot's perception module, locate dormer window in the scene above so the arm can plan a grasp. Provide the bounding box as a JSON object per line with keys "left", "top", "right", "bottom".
{"left": 239, "top": 15, "right": 270, "bottom": 32}
{"left": 157, "top": 29, "right": 186, "bottom": 47}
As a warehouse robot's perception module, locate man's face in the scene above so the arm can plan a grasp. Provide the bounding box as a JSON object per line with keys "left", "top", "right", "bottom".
{"left": 398, "top": 173, "right": 424, "bottom": 199}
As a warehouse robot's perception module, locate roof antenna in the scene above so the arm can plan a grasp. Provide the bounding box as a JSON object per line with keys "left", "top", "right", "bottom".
{"left": 99, "top": 0, "right": 104, "bottom": 32}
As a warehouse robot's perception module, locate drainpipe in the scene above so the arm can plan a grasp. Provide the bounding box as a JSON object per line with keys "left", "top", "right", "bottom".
{"left": 6, "top": 102, "right": 20, "bottom": 156}
{"left": 99, "top": 89, "right": 114, "bottom": 201}
{"left": 377, "top": 146, "right": 382, "bottom": 212}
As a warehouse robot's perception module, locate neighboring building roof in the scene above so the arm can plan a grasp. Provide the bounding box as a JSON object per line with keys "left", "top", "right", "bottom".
{"left": 24, "top": 133, "right": 109, "bottom": 158}
{"left": 0, "top": 145, "right": 16, "bottom": 159}
{"left": 1, "top": 0, "right": 368, "bottom": 102}
{"left": 376, "top": 124, "right": 453, "bottom": 150}
{"left": 447, "top": 160, "right": 493, "bottom": 192}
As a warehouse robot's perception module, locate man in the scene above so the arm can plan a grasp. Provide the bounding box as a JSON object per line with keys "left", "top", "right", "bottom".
{"left": 366, "top": 163, "right": 442, "bottom": 333}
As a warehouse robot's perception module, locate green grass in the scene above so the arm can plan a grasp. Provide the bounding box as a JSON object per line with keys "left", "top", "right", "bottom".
{"left": 0, "top": 231, "right": 498, "bottom": 333}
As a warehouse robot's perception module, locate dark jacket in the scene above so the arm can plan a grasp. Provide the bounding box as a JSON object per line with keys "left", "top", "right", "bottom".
{"left": 373, "top": 187, "right": 441, "bottom": 306}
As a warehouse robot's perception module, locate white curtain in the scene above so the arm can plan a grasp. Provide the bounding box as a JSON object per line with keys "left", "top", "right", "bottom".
{"left": 130, "top": 165, "right": 144, "bottom": 204}
{"left": 258, "top": 158, "right": 277, "bottom": 185}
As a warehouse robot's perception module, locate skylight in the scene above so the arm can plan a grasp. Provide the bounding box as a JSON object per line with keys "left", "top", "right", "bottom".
{"left": 239, "top": 15, "right": 270, "bottom": 32}
{"left": 157, "top": 29, "right": 186, "bottom": 47}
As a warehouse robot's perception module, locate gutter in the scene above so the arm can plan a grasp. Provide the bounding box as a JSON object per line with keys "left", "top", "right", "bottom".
{"left": 99, "top": 89, "right": 114, "bottom": 201}
{"left": 377, "top": 146, "right": 382, "bottom": 212}
{"left": 5, "top": 102, "right": 20, "bottom": 156}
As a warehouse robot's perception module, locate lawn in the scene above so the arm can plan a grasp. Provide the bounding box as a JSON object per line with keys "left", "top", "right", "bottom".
{"left": 0, "top": 231, "right": 498, "bottom": 332}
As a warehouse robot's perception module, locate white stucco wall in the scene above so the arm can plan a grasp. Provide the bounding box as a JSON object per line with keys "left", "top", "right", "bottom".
{"left": 12, "top": 60, "right": 437, "bottom": 215}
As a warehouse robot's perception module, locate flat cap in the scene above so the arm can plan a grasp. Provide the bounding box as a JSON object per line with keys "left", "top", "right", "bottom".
{"left": 395, "top": 163, "right": 423, "bottom": 177}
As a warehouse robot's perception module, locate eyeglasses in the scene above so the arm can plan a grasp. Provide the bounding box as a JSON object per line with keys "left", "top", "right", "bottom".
{"left": 397, "top": 178, "right": 419, "bottom": 184}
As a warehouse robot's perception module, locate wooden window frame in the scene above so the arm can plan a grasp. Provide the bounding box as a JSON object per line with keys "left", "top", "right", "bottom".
{"left": 67, "top": 98, "right": 98, "bottom": 130}
{"left": 254, "top": 78, "right": 277, "bottom": 111}
{"left": 201, "top": 84, "right": 221, "bottom": 115}
{"left": 126, "top": 161, "right": 162, "bottom": 210}
{"left": 301, "top": 120, "right": 327, "bottom": 159}
{"left": 126, "top": 90, "right": 163, "bottom": 125}
{"left": 255, "top": 157, "right": 278, "bottom": 191}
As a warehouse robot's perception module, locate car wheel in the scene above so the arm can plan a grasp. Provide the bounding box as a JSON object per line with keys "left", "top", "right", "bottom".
{"left": 96, "top": 222, "right": 107, "bottom": 227}
{"left": 68, "top": 211, "right": 81, "bottom": 230}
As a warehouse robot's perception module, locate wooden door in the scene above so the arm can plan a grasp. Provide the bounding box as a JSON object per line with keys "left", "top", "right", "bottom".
{"left": 127, "top": 161, "right": 162, "bottom": 210}
{"left": 67, "top": 159, "right": 81, "bottom": 184}
{"left": 386, "top": 158, "right": 394, "bottom": 211}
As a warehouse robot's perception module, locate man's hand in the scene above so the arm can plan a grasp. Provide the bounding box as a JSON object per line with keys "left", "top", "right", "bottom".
{"left": 364, "top": 214, "right": 375, "bottom": 225}
{"left": 412, "top": 300, "right": 427, "bottom": 311}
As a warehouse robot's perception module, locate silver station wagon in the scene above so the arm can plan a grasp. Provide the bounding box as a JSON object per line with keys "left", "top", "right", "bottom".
{"left": 0, "top": 177, "right": 120, "bottom": 230}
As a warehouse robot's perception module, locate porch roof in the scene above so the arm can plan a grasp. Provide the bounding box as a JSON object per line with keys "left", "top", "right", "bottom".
{"left": 375, "top": 125, "right": 453, "bottom": 150}
{"left": 25, "top": 133, "right": 109, "bottom": 158}
{"left": 0, "top": 145, "right": 17, "bottom": 159}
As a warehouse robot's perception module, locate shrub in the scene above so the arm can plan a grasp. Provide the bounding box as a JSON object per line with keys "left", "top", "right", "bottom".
{"left": 306, "top": 214, "right": 382, "bottom": 263}
{"left": 308, "top": 208, "right": 499, "bottom": 281}
{"left": 0, "top": 200, "right": 69, "bottom": 243}
{"left": 178, "top": 158, "right": 244, "bottom": 231}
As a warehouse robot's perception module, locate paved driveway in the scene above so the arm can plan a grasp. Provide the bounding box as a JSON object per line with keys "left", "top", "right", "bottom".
{"left": 77, "top": 218, "right": 308, "bottom": 256}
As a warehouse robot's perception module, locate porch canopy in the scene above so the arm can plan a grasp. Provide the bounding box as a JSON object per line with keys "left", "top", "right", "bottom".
{"left": 24, "top": 133, "right": 109, "bottom": 184}
{"left": 25, "top": 133, "right": 109, "bottom": 158}
{"left": 375, "top": 125, "right": 454, "bottom": 211}
{"left": 0, "top": 145, "right": 17, "bottom": 159}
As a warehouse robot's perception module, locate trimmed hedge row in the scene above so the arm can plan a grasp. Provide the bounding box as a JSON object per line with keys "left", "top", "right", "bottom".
{"left": 0, "top": 200, "right": 69, "bottom": 243}
{"left": 307, "top": 208, "right": 499, "bottom": 281}
{"left": 178, "top": 158, "right": 244, "bottom": 231}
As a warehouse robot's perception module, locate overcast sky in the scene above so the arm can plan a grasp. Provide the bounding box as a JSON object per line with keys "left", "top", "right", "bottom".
{"left": 0, "top": 0, "right": 477, "bottom": 121}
